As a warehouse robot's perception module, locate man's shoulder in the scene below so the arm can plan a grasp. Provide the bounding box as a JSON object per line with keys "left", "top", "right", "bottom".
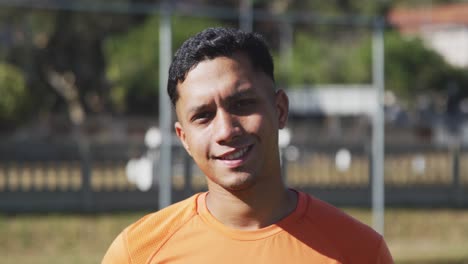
{"left": 298, "top": 192, "right": 392, "bottom": 263}
{"left": 121, "top": 193, "right": 200, "bottom": 262}
{"left": 300, "top": 191, "right": 381, "bottom": 241}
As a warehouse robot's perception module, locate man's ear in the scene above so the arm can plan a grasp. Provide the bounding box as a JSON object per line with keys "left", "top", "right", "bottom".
{"left": 275, "top": 89, "right": 289, "bottom": 129}
{"left": 175, "top": 121, "right": 192, "bottom": 156}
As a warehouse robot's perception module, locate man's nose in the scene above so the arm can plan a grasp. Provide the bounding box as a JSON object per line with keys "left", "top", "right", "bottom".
{"left": 213, "top": 110, "right": 241, "bottom": 144}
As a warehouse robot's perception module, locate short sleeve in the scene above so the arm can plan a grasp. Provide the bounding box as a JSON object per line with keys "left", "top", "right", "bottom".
{"left": 102, "top": 232, "right": 131, "bottom": 264}
{"left": 376, "top": 238, "right": 394, "bottom": 264}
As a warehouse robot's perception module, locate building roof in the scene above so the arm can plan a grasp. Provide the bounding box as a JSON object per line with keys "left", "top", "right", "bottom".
{"left": 388, "top": 3, "right": 468, "bottom": 33}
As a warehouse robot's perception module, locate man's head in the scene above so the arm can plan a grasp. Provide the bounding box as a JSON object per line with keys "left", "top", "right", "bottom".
{"left": 167, "top": 27, "right": 275, "bottom": 107}
{"left": 169, "top": 27, "right": 288, "bottom": 192}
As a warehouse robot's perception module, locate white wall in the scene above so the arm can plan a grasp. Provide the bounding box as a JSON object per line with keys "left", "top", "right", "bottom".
{"left": 421, "top": 25, "right": 468, "bottom": 68}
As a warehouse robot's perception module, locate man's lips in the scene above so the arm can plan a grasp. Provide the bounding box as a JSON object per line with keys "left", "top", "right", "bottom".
{"left": 216, "top": 145, "right": 253, "bottom": 160}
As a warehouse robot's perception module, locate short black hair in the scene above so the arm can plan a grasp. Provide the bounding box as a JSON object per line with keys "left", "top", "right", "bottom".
{"left": 167, "top": 27, "right": 275, "bottom": 107}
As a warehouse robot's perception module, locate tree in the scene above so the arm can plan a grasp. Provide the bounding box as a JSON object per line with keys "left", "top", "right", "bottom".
{"left": 0, "top": 7, "right": 127, "bottom": 125}
{"left": 383, "top": 32, "right": 459, "bottom": 99}
{"left": 104, "top": 14, "right": 224, "bottom": 114}
{"left": 274, "top": 26, "right": 468, "bottom": 108}
{"left": 1, "top": 0, "right": 467, "bottom": 127}
{"left": 0, "top": 63, "right": 29, "bottom": 125}
{"left": 273, "top": 28, "right": 371, "bottom": 87}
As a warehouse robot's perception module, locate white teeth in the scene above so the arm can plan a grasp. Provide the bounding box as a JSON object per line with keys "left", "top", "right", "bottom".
{"left": 223, "top": 147, "right": 248, "bottom": 160}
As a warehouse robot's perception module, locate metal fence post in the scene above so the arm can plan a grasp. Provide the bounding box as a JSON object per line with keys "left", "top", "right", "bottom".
{"left": 76, "top": 128, "right": 92, "bottom": 212}
{"left": 81, "top": 155, "right": 92, "bottom": 211}
{"left": 452, "top": 146, "right": 462, "bottom": 207}
{"left": 281, "top": 148, "right": 288, "bottom": 181}
{"left": 368, "top": 147, "right": 373, "bottom": 204}
{"left": 4, "top": 162, "right": 10, "bottom": 192}
{"left": 183, "top": 153, "right": 193, "bottom": 197}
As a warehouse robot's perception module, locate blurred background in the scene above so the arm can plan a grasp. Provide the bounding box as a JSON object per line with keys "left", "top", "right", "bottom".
{"left": 1, "top": 0, "right": 468, "bottom": 263}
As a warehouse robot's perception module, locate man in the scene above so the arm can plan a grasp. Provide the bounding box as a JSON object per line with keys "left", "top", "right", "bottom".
{"left": 102, "top": 27, "right": 393, "bottom": 264}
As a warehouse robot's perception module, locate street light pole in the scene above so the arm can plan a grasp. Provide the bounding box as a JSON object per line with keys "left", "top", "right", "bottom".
{"left": 239, "top": 0, "right": 253, "bottom": 32}
{"left": 371, "top": 17, "right": 385, "bottom": 235}
{"left": 158, "top": 3, "right": 173, "bottom": 209}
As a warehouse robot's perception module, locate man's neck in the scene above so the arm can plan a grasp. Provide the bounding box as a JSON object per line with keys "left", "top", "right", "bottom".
{"left": 205, "top": 183, "right": 298, "bottom": 230}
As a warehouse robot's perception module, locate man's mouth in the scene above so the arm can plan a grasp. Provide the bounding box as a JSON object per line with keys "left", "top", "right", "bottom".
{"left": 218, "top": 146, "right": 252, "bottom": 160}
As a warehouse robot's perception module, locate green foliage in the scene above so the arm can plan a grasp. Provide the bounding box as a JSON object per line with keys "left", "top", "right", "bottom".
{"left": 384, "top": 32, "right": 468, "bottom": 100}
{"left": 105, "top": 15, "right": 160, "bottom": 113}
{"left": 2, "top": 1, "right": 468, "bottom": 121}
{"left": 0, "top": 63, "right": 29, "bottom": 122}
{"left": 275, "top": 27, "right": 467, "bottom": 105}
{"left": 275, "top": 29, "right": 371, "bottom": 86}
{"left": 104, "top": 15, "right": 224, "bottom": 114}
{"left": 286, "top": 0, "right": 380, "bottom": 16}
{"left": 393, "top": 0, "right": 462, "bottom": 8}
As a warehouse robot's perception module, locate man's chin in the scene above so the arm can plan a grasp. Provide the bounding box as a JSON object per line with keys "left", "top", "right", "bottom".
{"left": 224, "top": 177, "right": 256, "bottom": 192}
{"left": 206, "top": 170, "right": 257, "bottom": 191}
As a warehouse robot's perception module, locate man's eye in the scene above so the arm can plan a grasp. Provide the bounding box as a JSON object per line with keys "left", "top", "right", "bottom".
{"left": 192, "top": 112, "right": 213, "bottom": 123}
{"left": 232, "top": 99, "right": 256, "bottom": 114}
{"left": 235, "top": 99, "right": 255, "bottom": 108}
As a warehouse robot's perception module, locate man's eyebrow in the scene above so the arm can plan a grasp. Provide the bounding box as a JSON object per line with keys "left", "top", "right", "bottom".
{"left": 226, "top": 89, "right": 256, "bottom": 102}
{"left": 187, "top": 104, "right": 210, "bottom": 116}
{"left": 186, "top": 90, "right": 256, "bottom": 115}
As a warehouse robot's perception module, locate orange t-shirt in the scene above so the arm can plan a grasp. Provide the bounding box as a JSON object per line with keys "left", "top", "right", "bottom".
{"left": 102, "top": 191, "right": 393, "bottom": 264}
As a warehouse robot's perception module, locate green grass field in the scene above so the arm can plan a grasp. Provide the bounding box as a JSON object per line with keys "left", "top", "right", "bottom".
{"left": 2, "top": 208, "right": 468, "bottom": 264}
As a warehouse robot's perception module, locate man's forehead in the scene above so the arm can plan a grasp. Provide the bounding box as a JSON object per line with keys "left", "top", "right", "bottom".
{"left": 174, "top": 52, "right": 273, "bottom": 107}
{"left": 180, "top": 82, "right": 256, "bottom": 108}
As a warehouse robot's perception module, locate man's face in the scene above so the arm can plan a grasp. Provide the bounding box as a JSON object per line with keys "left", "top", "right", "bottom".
{"left": 174, "top": 52, "right": 288, "bottom": 192}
